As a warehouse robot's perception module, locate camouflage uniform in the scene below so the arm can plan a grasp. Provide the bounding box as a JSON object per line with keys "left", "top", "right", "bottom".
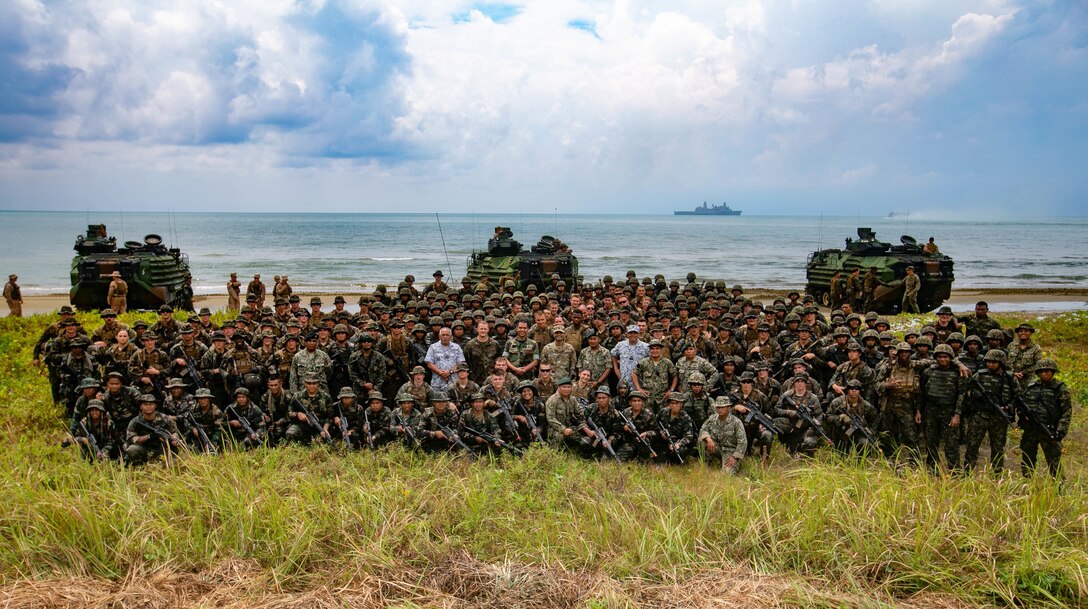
{"left": 875, "top": 351, "right": 924, "bottom": 465}
{"left": 503, "top": 336, "right": 540, "bottom": 379}
{"left": 921, "top": 357, "right": 966, "bottom": 472}
{"left": 632, "top": 355, "right": 676, "bottom": 412}
{"left": 348, "top": 348, "right": 388, "bottom": 398}
{"left": 1007, "top": 340, "right": 1042, "bottom": 390}
{"left": 540, "top": 339, "right": 578, "bottom": 380}
{"left": 578, "top": 345, "right": 613, "bottom": 385}
{"left": 674, "top": 355, "right": 718, "bottom": 393}
{"left": 826, "top": 394, "right": 879, "bottom": 454}
{"left": 654, "top": 405, "right": 694, "bottom": 464}
{"left": 285, "top": 389, "right": 333, "bottom": 444}
{"left": 289, "top": 348, "right": 333, "bottom": 394}
{"left": 697, "top": 410, "right": 747, "bottom": 473}
{"left": 615, "top": 404, "right": 657, "bottom": 462}
{"left": 1018, "top": 360, "right": 1072, "bottom": 477}
{"left": 964, "top": 362, "right": 1018, "bottom": 474}
{"left": 415, "top": 405, "right": 464, "bottom": 454}
{"left": 125, "top": 412, "right": 182, "bottom": 464}
{"left": 463, "top": 337, "right": 501, "bottom": 385}
{"left": 545, "top": 392, "right": 590, "bottom": 454}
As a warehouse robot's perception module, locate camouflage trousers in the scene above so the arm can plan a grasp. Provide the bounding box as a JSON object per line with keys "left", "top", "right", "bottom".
{"left": 1021, "top": 428, "right": 1062, "bottom": 477}
{"left": 924, "top": 406, "right": 961, "bottom": 473}
{"left": 697, "top": 440, "right": 741, "bottom": 474}
{"left": 878, "top": 405, "right": 919, "bottom": 465}
{"left": 901, "top": 293, "right": 919, "bottom": 314}
{"left": 963, "top": 413, "right": 1008, "bottom": 474}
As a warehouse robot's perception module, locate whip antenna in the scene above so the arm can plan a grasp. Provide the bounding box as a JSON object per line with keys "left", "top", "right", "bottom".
{"left": 436, "top": 213, "right": 454, "bottom": 279}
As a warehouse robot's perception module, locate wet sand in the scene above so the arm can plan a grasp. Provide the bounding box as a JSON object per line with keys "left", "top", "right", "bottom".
{"left": 7, "top": 288, "right": 1087, "bottom": 317}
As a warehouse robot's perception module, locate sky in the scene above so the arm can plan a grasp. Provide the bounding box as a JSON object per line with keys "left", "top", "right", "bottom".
{"left": 0, "top": 0, "right": 1085, "bottom": 215}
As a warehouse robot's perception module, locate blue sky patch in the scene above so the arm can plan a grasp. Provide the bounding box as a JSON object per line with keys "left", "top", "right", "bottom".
{"left": 453, "top": 3, "right": 522, "bottom": 24}
{"left": 567, "top": 19, "right": 599, "bottom": 39}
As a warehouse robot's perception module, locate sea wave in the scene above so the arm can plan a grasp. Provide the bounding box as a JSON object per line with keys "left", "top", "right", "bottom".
{"left": 371, "top": 257, "right": 414, "bottom": 261}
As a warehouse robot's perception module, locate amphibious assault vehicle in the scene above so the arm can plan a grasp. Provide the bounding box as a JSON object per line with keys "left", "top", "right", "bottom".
{"left": 805, "top": 227, "right": 954, "bottom": 314}
{"left": 70, "top": 224, "right": 192, "bottom": 311}
{"left": 465, "top": 227, "right": 579, "bottom": 290}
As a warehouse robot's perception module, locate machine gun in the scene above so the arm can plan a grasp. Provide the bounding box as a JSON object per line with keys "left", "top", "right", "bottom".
{"left": 437, "top": 423, "right": 478, "bottom": 461}
{"left": 729, "top": 393, "right": 782, "bottom": 436}
{"left": 225, "top": 405, "right": 259, "bottom": 444}
{"left": 968, "top": 376, "right": 1015, "bottom": 425}
{"left": 616, "top": 409, "right": 657, "bottom": 459}
{"left": 463, "top": 425, "right": 525, "bottom": 456}
{"left": 339, "top": 404, "right": 356, "bottom": 449}
{"left": 184, "top": 411, "right": 217, "bottom": 454}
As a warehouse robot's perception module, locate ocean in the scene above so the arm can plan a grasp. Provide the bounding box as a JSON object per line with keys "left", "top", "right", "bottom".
{"left": 2, "top": 211, "right": 1086, "bottom": 296}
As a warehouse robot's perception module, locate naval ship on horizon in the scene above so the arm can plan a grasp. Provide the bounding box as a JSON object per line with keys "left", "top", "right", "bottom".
{"left": 674, "top": 201, "right": 742, "bottom": 216}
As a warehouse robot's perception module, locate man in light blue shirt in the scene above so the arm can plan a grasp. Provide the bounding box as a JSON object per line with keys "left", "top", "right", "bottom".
{"left": 611, "top": 325, "right": 649, "bottom": 385}
{"left": 425, "top": 327, "right": 465, "bottom": 392}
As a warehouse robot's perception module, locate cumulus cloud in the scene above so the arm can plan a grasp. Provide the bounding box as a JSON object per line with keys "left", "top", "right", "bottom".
{"left": 0, "top": 0, "right": 1084, "bottom": 214}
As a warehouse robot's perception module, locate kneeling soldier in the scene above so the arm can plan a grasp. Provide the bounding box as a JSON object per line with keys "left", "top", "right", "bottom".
{"left": 125, "top": 394, "right": 182, "bottom": 465}
{"left": 698, "top": 396, "right": 747, "bottom": 474}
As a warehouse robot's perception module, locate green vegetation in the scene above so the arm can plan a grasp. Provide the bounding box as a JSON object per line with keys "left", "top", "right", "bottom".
{"left": 0, "top": 311, "right": 1085, "bottom": 608}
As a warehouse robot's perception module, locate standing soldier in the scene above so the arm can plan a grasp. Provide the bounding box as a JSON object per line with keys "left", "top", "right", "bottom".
{"left": 631, "top": 340, "right": 676, "bottom": 413}
{"left": 290, "top": 333, "right": 332, "bottom": 394}
{"left": 4, "top": 273, "right": 23, "bottom": 317}
{"left": 847, "top": 268, "right": 864, "bottom": 311}
{"left": 1007, "top": 323, "right": 1043, "bottom": 391}
{"left": 226, "top": 273, "right": 242, "bottom": 312}
{"left": 539, "top": 326, "right": 577, "bottom": 380}
{"left": 1018, "top": 359, "right": 1072, "bottom": 478}
{"left": 829, "top": 270, "right": 846, "bottom": 311}
{"left": 862, "top": 267, "right": 883, "bottom": 313}
{"left": 901, "top": 267, "right": 920, "bottom": 314}
{"left": 920, "top": 344, "right": 966, "bottom": 474}
{"left": 963, "top": 350, "right": 1017, "bottom": 475}
{"left": 247, "top": 274, "right": 266, "bottom": 310}
{"left": 105, "top": 271, "right": 127, "bottom": 314}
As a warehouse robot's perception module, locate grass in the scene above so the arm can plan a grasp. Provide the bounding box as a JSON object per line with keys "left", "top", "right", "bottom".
{"left": 0, "top": 310, "right": 1085, "bottom": 608}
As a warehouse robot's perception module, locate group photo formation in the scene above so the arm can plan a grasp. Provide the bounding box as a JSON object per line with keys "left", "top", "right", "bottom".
{"left": 45, "top": 268, "right": 1071, "bottom": 478}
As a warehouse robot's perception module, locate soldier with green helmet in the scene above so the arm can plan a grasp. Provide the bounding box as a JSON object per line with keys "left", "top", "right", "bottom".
{"left": 124, "top": 394, "right": 182, "bottom": 465}
{"left": 875, "top": 342, "right": 923, "bottom": 467}
{"left": 921, "top": 343, "right": 966, "bottom": 473}
{"left": 1007, "top": 323, "right": 1043, "bottom": 390}
{"left": 392, "top": 392, "right": 423, "bottom": 448}
{"left": 963, "top": 350, "right": 1018, "bottom": 474}
{"left": 826, "top": 379, "right": 878, "bottom": 455}
{"left": 1018, "top": 359, "right": 1072, "bottom": 477}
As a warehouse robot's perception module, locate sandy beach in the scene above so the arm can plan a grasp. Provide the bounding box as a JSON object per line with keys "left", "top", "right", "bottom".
{"left": 7, "top": 288, "right": 1086, "bottom": 317}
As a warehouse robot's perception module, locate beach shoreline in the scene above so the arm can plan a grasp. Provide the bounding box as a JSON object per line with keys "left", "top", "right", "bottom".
{"left": 7, "top": 288, "right": 1087, "bottom": 317}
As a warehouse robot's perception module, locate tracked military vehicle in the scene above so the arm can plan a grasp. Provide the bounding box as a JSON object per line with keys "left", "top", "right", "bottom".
{"left": 805, "top": 227, "right": 954, "bottom": 314}
{"left": 70, "top": 224, "right": 192, "bottom": 311}
{"left": 466, "top": 227, "right": 579, "bottom": 290}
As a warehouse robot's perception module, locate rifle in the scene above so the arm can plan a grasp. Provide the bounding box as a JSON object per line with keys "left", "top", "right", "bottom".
{"left": 1014, "top": 394, "right": 1059, "bottom": 441}
{"left": 785, "top": 396, "right": 832, "bottom": 445}
{"left": 226, "top": 405, "right": 259, "bottom": 443}
{"left": 78, "top": 420, "right": 104, "bottom": 461}
{"left": 463, "top": 425, "right": 525, "bottom": 456}
{"left": 493, "top": 398, "right": 522, "bottom": 442}
{"left": 846, "top": 410, "right": 878, "bottom": 445}
{"left": 616, "top": 408, "right": 658, "bottom": 459}
{"left": 729, "top": 393, "right": 783, "bottom": 436}
{"left": 291, "top": 397, "right": 330, "bottom": 443}
{"left": 393, "top": 411, "right": 419, "bottom": 446}
{"left": 656, "top": 418, "right": 683, "bottom": 464}
{"left": 134, "top": 419, "right": 178, "bottom": 449}
{"left": 184, "top": 351, "right": 205, "bottom": 389}
{"left": 338, "top": 404, "right": 355, "bottom": 449}
{"left": 184, "top": 411, "right": 217, "bottom": 454}
{"left": 968, "top": 376, "right": 1015, "bottom": 425}
{"left": 361, "top": 407, "right": 375, "bottom": 450}
{"left": 516, "top": 401, "right": 545, "bottom": 443}
{"left": 437, "top": 423, "right": 478, "bottom": 460}
{"left": 227, "top": 358, "right": 241, "bottom": 393}
{"left": 585, "top": 414, "right": 620, "bottom": 463}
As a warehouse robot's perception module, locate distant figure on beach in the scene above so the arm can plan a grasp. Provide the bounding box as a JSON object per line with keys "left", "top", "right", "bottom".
{"left": 4, "top": 274, "right": 22, "bottom": 317}
{"left": 107, "top": 271, "right": 128, "bottom": 314}
{"left": 247, "top": 274, "right": 266, "bottom": 309}
{"left": 923, "top": 237, "right": 940, "bottom": 255}
{"left": 226, "top": 273, "right": 241, "bottom": 311}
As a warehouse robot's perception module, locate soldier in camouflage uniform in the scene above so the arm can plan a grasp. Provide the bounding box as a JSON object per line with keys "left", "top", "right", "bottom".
{"left": 124, "top": 395, "right": 182, "bottom": 465}
{"left": 615, "top": 390, "right": 657, "bottom": 462}
{"left": 682, "top": 372, "right": 714, "bottom": 432}
{"left": 188, "top": 388, "right": 223, "bottom": 450}
{"left": 392, "top": 393, "right": 423, "bottom": 448}
{"left": 1018, "top": 359, "right": 1072, "bottom": 478}
{"left": 674, "top": 343, "right": 718, "bottom": 393}
{"left": 826, "top": 380, "right": 879, "bottom": 455}
{"left": 731, "top": 372, "right": 774, "bottom": 465}
{"left": 223, "top": 387, "right": 267, "bottom": 449}
{"left": 698, "top": 396, "right": 747, "bottom": 474}
{"left": 71, "top": 400, "right": 116, "bottom": 462}
{"left": 875, "top": 342, "right": 923, "bottom": 466}
{"left": 577, "top": 330, "right": 613, "bottom": 389}
{"left": 348, "top": 334, "right": 387, "bottom": 398}
{"left": 459, "top": 392, "right": 503, "bottom": 456}
{"left": 416, "top": 392, "right": 466, "bottom": 455}
{"left": 826, "top": 341, "right": 875, "bottom": 404}
{"left": 285, "top": 376, "right": 332, "bottom": 444}
{"left": 128, "top": 332, "right": 169, "bottom": 399}
{"left": 654, "top": 392, "right": 694, "bottom": 464}
{"left": 356, "top": 391, "right": 395, "bottom": 449}
{"left": 546, "top": 377, "right": 594, "bottom": 455}
{"left": 290, "top": 334, "right": 333, "bottom": 394}
{"left": 540, "top": 326, "right": 577, "bottom": 380}
{"left": 1007, "top": 323, "right": 1043, "bottom": 391}
{"left": 503, "top": 320, "right": 540, "bottom": 380}
{"left": 963, "top": 350, "right": 1018, "bottom": 475}
{"left": 921, "top": 344, "right": 966, "bottom": 473}
{"left": 632, "top": 340, "right": 676, "bottom": 413}
{"left": 774, "top": 376, "right": 828, "bottom": 455}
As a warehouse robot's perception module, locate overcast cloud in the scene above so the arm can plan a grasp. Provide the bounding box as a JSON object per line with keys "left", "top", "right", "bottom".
{"left": 0, "top": 0, "right": 1084, "bottom": 215}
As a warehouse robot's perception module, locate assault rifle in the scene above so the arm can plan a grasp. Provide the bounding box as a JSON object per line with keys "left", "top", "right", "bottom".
{"left": 616, "top": 409, "right": 658, "bottom": 459}
{"left": 516, "top": 401, "right": 545, "bottom": 443}
{"left": 1014, "top": 394, "right": 1060, "bottom": 441}
{"left": 463, "top": 425, "right": 525, "bottom": 456}
{"left": 656, "top": 418, "right": 683, "bottom": 464}
{"left": 846, "top": 411, "right": 878, "bottom": 445}
{"left": 185, "top": 411, "right": 217, "bottom": 454}
{"left": 729, "top": 393, "right": 782, "bottom": 436}
{"left": 184, "top": 352, "right": 205, "bottom": 389}
{"left": 493, "top": 398, "right": 522, "bottom": 443}
{"left": 134, "top": 419, "right": 179, "bottom": 449}
{"left": 784, "top": 396, "right": 832, "bottom": 445}
{"left": 393, "top": 411, "right": 418, "bottom": 447}
{"left": 78, "top": 420, "right": 104, "bottom": 461}
{"left": 361, "top": 406, "right": 375, "bottom": 450}
{"left": 437, "top": 423, "right": 478, "bottom": 460}
{"left": 291, "top": 397, "right": 330, "bottom": 443}
{"left": 968, "top": 376, "right": 1015, "bottom": 425}
{"left": 339, "top": 404, "right": 356, "bottom": 449}
{"left": 226, "top": 405, "right": 259, "bottom": 444}
{"left": 578, "top": 399, "right": 619, "bottom": 463}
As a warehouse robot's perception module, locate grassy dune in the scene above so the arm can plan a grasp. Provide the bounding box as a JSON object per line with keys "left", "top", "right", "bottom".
{"left": 0, "top": 311, "right": 1085, "bottom": 608}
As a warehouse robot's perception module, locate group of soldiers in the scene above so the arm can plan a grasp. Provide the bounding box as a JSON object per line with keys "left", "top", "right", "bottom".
{"left": 44, "top": 268, "right": 1072, "bottom": 477}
